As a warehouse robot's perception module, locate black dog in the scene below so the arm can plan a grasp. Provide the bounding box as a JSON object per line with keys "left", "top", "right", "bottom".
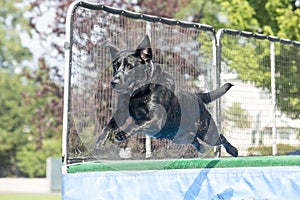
{"left": 95, "top": 35, "right": 238, "bottom": 157}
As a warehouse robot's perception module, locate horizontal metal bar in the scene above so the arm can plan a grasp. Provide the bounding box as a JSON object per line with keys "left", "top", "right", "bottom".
{"left": 75, "top": 1, "right": 300, "bottom": 47}
{"left": 220, "top": 28, "right": 300, "bottom": 47}
{"left": 74, "top": 1, "right": 215, "bottom": 33}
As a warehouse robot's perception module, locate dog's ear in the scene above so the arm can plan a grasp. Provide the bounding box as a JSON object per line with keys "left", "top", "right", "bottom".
{"left": 135, "top": 35, "right": 152, "bottom": 63}
{"left": 106, "top": 44, "right": 120, "bottom": 60}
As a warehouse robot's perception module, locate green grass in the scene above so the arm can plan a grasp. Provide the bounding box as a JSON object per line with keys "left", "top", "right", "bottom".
{"left": 68, "top": 155, "right": 300, "bottom": 173}
{"left": 0, "top": 193, "right": 60, "bottom": 200}
{"left": 248, "top": 144, "right": 300, "bottom": 156}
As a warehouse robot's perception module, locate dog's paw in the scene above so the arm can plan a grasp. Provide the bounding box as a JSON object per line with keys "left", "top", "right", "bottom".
{"left": 115, "top": 131, "right": 128, "bottom": 141}
{"left": 228, "top": 146, "right": 238, "bottom": 157}
{"left": 94, "top": 128, "right": 114, "bottom": 149}
{"left": 224, "top": 143, "right": 238, "bottom": 157}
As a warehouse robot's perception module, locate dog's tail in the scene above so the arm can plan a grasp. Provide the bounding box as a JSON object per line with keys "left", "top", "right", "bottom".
{"left": 196, "top": 83, "right": 233, "bottom": 104}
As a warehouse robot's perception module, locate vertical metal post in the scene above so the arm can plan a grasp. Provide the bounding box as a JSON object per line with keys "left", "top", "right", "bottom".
{"left": 212, "top": 36, "right": 218, "bottom": 124}
{"left": 270, "top": 41, "right": 277, "bottom": 155}
{"left": 145, "top": 22, "right": 152, "bottom": 158}
{"left": 62, "top": 0, "right": 80, "bottom": 173}
{"left": 214, "top": 30, "right": 222, "bottom": 128}
{"left": 213, "top": 29, "right": 223, "bottom": 157}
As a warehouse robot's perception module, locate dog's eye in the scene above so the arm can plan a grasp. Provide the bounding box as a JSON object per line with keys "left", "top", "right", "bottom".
{"left": 126, "top": 64, "right": 134, "bottom": 70}
{"left": 112, "top": 62, "right": 119, "bottom": 69}
{"left": 112, "top": 62, "right": 120, "bottom": 74}
{"left": 124, "top": 59, "right": 134, "bottom": 70}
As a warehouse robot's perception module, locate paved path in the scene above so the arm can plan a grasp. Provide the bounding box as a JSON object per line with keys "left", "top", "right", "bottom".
{"left": 0, "top": 178, "right": 51, "bottom": 194}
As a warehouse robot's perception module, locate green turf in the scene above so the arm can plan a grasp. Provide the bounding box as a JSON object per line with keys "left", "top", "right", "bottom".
{"left": 0, "top": 193, "right": 60, "bottom": 200}
{"left": 67, "top": 155, "right": 300, "bottom": 173}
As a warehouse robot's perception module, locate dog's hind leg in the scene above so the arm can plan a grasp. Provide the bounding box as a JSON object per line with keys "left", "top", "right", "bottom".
{"left": 196, "top": 118, "right": 238, "bottom": 157}
{"left": 218, "top": 134, "right": 238, "bottom": 157}
{"left": 191, "top": 138, "right": 206, "bottom": 154}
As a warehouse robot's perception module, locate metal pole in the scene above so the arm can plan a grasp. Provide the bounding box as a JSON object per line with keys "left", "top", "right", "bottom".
{"left": 62, "top": 0, "right": 81, "bottom": 173}
{"left": 214, "top": 30, "right": 222, "bottom": 128}
{"left": 270, "top": 41, "right": 277, "bottom": 155}
{"left": 145, "top": 22, "right": 152, "bottom": 158}
{"left": 213, "top": 29, "right": 223, "bottom": 157}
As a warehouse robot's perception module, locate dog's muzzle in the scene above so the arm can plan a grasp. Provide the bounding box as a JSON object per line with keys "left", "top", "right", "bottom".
{"left": 111, "top": 80, "right": 118, "bottom": 88}
{"left": 111, "top": 74, "right": 121, "bottom": 88}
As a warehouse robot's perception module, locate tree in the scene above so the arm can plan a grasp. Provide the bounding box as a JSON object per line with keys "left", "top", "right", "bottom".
{"left": 0, "top": 0, "right": 32, "bottom": 70}
{"left": 0, "top": 70, "right": 34, "bottom": 176}
{"left": 216, "top": 0, "right": 300, "bottom": 118}
{"left": 0, "top": 0, "right": 64, "bottom": 177}
{"left": 0, "top": 0, "right": 34, "bottom": 177}
{"left": 264, "top": 0, "right": 300, "bottom": 40}
{"left": 175, "top": 0, "right": 225, "bottom": 27}
{"left": 223, "top": 102, "right": 251, "bottom": 129}
{"left": 178, "top": 0, "right": 300, "bottom": 40}
{"left": 177, "top": 0, "right": 300, "bottom": 119}
{"left": 25, "top": 0, "right": 300, "bottom": 161}
{"left": 0, "top": 62, "right": 62, "bottom": 178}
{"left": 17, "top": 58, "right": 63, "bottom": 177}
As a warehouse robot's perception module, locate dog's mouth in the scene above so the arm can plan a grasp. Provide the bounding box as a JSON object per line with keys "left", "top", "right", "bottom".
{"left": 110, "top": 77, "right": 124, "bottom": 89}
{"left": 111, "top": 80, "right": 118, "bottom": 88}
{"left": 111, "top": 78, "right": 136, "bottom": 93}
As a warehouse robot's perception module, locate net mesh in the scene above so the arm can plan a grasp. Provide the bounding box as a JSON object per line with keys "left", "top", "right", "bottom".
{"left": 220, "top": 32, "right": 300, "bottom": 156}
{"left": 66, "top": 3, "right": 300, "bottom": 163}
{"left": 67, "top": 5, "right": 216, "bottom": 162}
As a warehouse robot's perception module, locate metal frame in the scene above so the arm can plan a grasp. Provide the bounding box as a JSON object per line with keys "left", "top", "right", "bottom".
{"left": 63, "top": 1, "right": 300, "bottom": 171}
{"left": 216, "top": 28, "right": 300, "bottom": 46}
{"left": 63, "top": 0, "right": 217, "bottom": 170}
{"left": 62, "top": 0, "right": 78, "bottom": 172}
{"left": 216, "top": 28, "right": 300, "bottom": 156}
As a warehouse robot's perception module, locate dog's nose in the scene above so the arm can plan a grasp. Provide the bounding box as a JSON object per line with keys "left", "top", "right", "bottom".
{"left": 111, "top": 80, "right": 117, "bottom": 88}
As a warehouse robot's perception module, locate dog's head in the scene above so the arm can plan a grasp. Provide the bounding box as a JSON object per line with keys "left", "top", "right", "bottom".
{"left": 107, "top": 35, "right": 154, "bottom": 94}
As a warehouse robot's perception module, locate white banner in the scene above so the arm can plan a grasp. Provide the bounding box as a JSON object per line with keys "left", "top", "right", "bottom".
{"left": 62, "top": 166, "right": 300, "bottom": 200}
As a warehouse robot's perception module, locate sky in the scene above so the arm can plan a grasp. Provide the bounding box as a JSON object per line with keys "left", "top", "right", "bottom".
{"left": 20, "top": 2, "right": 61, "bottom": 71}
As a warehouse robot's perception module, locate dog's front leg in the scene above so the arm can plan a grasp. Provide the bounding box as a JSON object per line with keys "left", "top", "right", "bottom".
{"left": 95, "top": 108, "right": 130, "bottom": 148}
{"left": 115, "top": 102, "right": 167, "bottom": 140}
{"left": 94, "top": 117, "right": 120, "bottom": 149}
{"left": 95, "top": 93, "right": 132, "bottom": 148}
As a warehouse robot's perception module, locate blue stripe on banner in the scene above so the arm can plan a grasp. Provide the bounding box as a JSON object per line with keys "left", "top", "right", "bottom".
{"left": 62, "top": 166, "right": 300, "bottom": 200}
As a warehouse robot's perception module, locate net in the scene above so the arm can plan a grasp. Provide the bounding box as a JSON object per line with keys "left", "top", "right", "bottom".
{"left": 219, "top": 29, "right": 300, "bottom": 156}
{"left": 64, "top": 2, "right": 300, "bottom": 165}
{"left": 66, "top": 3, "right": 216, "bottom": 163}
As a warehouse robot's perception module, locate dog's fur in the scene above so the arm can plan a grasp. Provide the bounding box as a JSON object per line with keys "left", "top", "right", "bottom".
{"left": 95, "top": 35, "right": 238, "bottom": 157}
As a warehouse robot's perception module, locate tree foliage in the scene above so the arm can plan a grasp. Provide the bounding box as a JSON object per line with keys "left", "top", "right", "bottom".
{"left": 223, "top": 102, "right": 251, "bottom": 129}
{"left": 17, "top": 58, "right": 63, "bottom": 177}
{"left": 177, "top": 0, "right": 300, "bottom": 118}
{"left": 176, "top": 0, "right": 300, "bottom": 39}
{"left": 0, "top": 0, "right": 32, "bottom": 69}
{"left": 0, "top": 0, "right": 34, "bottom": 176}
{"left": 0, "top": 59, "right": 63, "bottom": 177}
{"left": 0, "top": 0, "right": 64, "bottom": 177}
{"left": 217, "top": 0, "right": 300, "bottom": 118}
{"left": 6, "top": 0, "right": 296, "bottom": 172}
{"left": 0, "top": 71, "right": 34, "bottom": 176}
